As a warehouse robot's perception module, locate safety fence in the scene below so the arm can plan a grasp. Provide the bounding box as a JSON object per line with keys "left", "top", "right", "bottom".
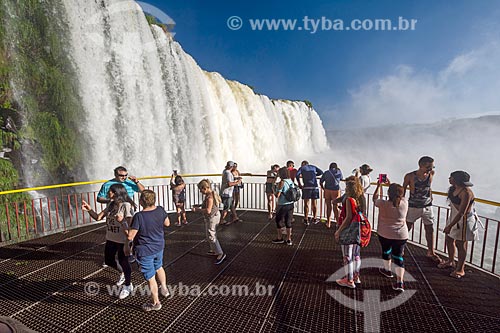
{"left": 0, "top": 174, "right": 499, "bottom": 275}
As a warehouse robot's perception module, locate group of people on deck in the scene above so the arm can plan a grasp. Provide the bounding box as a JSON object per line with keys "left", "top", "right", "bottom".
{"left": 264, "top": 156, "right": 478, "bottom": 291}
{"left": 81, "top": 156, "right": 478, "bottom": 311}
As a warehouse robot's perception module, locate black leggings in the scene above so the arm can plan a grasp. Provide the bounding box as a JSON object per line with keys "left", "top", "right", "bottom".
{"left": 275, "top": 204, "right": 294, "bottom": 229}
{"left": 378, "top": 235, "right": 407, "bottom": 268}
{"left": 104, "top": 240, "right": 132, "bottom": 286}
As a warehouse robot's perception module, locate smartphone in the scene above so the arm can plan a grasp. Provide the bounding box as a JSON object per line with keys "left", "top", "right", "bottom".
{"left": 378, "top": 173, "right": 387, "bottom": 183}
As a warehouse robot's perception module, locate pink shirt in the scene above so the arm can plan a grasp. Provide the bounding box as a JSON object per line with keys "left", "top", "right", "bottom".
{"left": 375, "top": 198, "right": 409, "bottom": 240}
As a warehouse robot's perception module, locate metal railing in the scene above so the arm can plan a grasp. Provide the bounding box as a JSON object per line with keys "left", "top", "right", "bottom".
{"left": 1, "top": 174, "right": 499, "bottom": 275}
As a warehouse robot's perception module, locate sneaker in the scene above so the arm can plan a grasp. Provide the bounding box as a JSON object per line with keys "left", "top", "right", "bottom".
{"left": 142, "top": 302, "right": 162, "bottom": 312}
{"left": 393, "top": 281, "right": 405, "bottom": 292}
{"left": 336, "top": 277, "right": 355, "bottom": 289}
{"left": 207, "top": 250, "right": 217, "bottom": 256}
{"left": 313, "top": 218, "right": 320, "bottom": 224}
{"left": 102, "top": 262, "right": 108, "bottom": 268}
{"left": 286, "top": 239, "right": 293, "bottom": 246}
{"left": 160, "top": 286, "right": 171, "bottom": 298}
{"left": 353, "top": 273, "right": 361, "bottom": 284}
{"left": 119, "top": 283, "right": 133, "bottom": 299}
{"left": 215, "top": 253, "right": 226, "bottom": 265}
{"left": 272, "top": 238, "right": 285, "bottom": 244}
{"left": 379, "top": 267, "right": 394, "bottom": 278}
{"left": 116, "top": 273, "right": 126, "bottom": 286}
{"left": 303, "top": 218, "right": 310, "bottom": 226}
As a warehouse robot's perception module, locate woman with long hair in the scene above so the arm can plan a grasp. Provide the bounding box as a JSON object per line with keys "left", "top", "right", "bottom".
{"left": 82, "top": 183, "right": 136, "bottom": 299}
{"left": 271, "top": 167, "right": 295, "bottom": 245}
{"left": 334, "top": 176, "right": 365, "bottom": 288}
{"left": 440, "top": 171, "right": 476, "bottom": 279}
{"left": 320, "top": 162, "right": 343, "bottom": 228}
{"left": 373, "top": 180, "right": 409, "bottom": 291}
{"left": 192, "top": 179, "right": 226, "bottom": 265}
{"left": 170, "top": 173, "right": 187, "bottom": 226}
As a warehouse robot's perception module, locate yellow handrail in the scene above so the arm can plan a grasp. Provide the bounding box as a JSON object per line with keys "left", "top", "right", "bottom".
{"left": 0, "top": 174, "right": 499, "bottom": 207}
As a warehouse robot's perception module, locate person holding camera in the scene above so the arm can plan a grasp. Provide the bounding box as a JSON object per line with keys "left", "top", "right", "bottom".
{"left": 373, "top": 178, "right": 409, "bottom": 292}
{"left": 170, "top": 171, "right": 187, "bottom": 226}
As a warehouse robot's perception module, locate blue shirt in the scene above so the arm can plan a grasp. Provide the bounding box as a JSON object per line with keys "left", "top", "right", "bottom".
{"left": 131, "top": 206, "right": 168, "bottom": 257}
{"left": 277, "top": 179, "right": 295, "bottom": 206}
{"left": 320, "top": 168, "right": 343, "bottom": 190}
{"left": 97, "top": 179, "right": 140, "bottom": 200}
{"left": 296, "top": 165, "right": 323, "bottom": 188}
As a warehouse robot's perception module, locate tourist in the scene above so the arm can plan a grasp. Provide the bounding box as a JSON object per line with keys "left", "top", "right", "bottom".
{"left": 403, "top": 156, "right": 441, "bottom": 263}
{"left": 320, "top": 162, "right": 343, "bottom": 228}
{"left": 127, "top": 190, "right": 171, "bottom": 311}
{"left": 170, "top": 172, "right": 187, "bottom": 226}
{"left": 82, "top": 184, "right": 135, "bottom": 299}
{"left": 265, "top": 164, "right": 280, "bottom": 219}
{"left": 192, "top": 180, "right": 226, "bottom": 264}
{"left": 271, "top": 167, "right": 295, "bottom": 246}
{"left": 359, "top": 164, "right": 373, "bottom": 194}
{"left": 373, "top": 180, "right": 409, "bottom": 292}
{"left": 440, "top": 171, "right": 476, "bottom": 279}
{"left": 220, "top": 161, "right": 241, "bottom": 225}
{"left": 232, "top": 162, "right": 243, "bottom": 209}
{"left": 334, "top": 176, "right": 365, "bottom": 288}
{"left": 97, "top": 166, "right": 144, "bottom": 203}
{"left": 286, "top": 160, "right": 298, "bottom": 183}
{"left": 296, "top": 161, "right": 323, "bottom": 225}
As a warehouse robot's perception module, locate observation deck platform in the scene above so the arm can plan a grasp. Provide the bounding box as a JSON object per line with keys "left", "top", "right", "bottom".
{"left": 0, "top": 210, "right": 499, "bottom": 332}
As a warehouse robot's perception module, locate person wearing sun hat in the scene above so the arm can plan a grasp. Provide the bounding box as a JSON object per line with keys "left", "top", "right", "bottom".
{"left": 359, "top": 164, "right": 374, "bottom": 194}
{"left": 440, "top": 171, "right": 477, "bottom": 279}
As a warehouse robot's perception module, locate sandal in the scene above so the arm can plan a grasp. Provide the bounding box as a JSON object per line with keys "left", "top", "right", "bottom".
{"left": 449, "top": 271, "right": 465, "bottom": 279}
{"left": 437, "top": 261, "right": 455, "bottom": 269}
{"left": 426, "top": 254, "right": 442, "bottom": 263}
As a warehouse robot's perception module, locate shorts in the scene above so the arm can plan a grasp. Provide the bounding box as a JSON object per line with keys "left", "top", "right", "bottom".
{"left": 136, "top": 250, "right": 164, "bottom": 281}
{"left": 222, "top": 196, "right": 233, "bottom": 211}
{"left": 324, "top": 189, "right": 340, "bottom": 201}
{"left": 265, "top": 183, "right": 274, "bottom": 194}
{"left": 302, "top": 188, "right": 319, "bottom": 200}
{"left": 406, "top": 206, "right": 434, "bottom": 225}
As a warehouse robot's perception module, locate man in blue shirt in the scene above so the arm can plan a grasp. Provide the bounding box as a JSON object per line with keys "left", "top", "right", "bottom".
{"left": 97, "top": 166, "right": 145, "bottom": 203}
{"left": 296, "top": 161, "right": 323, "bottom": 225}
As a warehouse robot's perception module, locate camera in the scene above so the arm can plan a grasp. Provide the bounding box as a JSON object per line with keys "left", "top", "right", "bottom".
{"left": 378, "top": 173, "right": 388, "bottom": 183}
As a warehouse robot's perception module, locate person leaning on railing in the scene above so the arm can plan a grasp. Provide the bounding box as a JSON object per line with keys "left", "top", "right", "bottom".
{"left": 440, "top": 171, "right": 476, "bottom": 279}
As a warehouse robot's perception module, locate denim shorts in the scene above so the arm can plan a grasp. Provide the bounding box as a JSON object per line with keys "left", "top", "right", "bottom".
{"left": 137, "top": 251, "right": 164, "bottom": 280}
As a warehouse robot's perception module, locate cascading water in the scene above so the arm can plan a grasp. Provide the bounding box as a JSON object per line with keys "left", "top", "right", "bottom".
{"left": 61, "top": 0, "right": 328, "bottom": 179}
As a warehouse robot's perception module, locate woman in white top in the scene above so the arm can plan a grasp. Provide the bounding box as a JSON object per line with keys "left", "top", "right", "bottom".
{"left": 373, "top": 179, "right": 409, "bottom": 292}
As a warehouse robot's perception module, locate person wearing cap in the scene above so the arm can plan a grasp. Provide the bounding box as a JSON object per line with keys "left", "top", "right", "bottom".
{"left": 440, "top": 171, "right": 476, "bottom": 279}
{"left": 403, "top": 156, "right": 441, "bottom": 263}
{"left": 220, "top": 161, "right": 242, "bottom": 225}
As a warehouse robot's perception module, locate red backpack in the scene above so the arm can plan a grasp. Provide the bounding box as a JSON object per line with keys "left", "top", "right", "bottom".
{"left": 339, "top": 197, "right": 372, "bottom": 247}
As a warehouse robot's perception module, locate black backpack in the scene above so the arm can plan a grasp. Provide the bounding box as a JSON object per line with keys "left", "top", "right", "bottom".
{"left": 285, "top": 182, "right": 301, "bottom": 202}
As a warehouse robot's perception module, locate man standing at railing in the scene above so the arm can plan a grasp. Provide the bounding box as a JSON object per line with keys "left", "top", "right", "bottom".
{"left": 403, "top": 156, "right": 441, "bottom": 263}
{"left": 97, "top": 166, "right": 145, "bottom": 204}
{"left": 296, "top": 161, "right": 323, "bottom": 225}
{"left": 220, "top": 161, "right": 242, "bottom": 225}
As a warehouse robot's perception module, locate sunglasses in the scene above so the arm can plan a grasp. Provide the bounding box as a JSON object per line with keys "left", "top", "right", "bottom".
{"left": 117, "top": 174, "right": 128, "bottom": 177}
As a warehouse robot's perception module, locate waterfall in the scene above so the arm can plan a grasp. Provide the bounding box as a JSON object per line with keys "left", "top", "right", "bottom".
{"left": 61, "top": 0, "right": 328, "bottom": 178}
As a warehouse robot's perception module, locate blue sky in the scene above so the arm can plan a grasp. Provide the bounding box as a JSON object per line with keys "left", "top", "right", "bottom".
{"left": 143, "top": 0, "right": 500, "bottom": 129}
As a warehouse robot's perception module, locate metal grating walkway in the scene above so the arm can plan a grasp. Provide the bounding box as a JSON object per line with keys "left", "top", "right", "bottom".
{"left": 0, "top": 211, "right": 499, "bottom": 332}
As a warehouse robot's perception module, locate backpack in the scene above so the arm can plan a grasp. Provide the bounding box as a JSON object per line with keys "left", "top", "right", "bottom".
{"left": 284, "top": 182, "right": 301, "bottom": 202}
{"left": 339, "top": 197, "right": 372, "bottom": 247}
